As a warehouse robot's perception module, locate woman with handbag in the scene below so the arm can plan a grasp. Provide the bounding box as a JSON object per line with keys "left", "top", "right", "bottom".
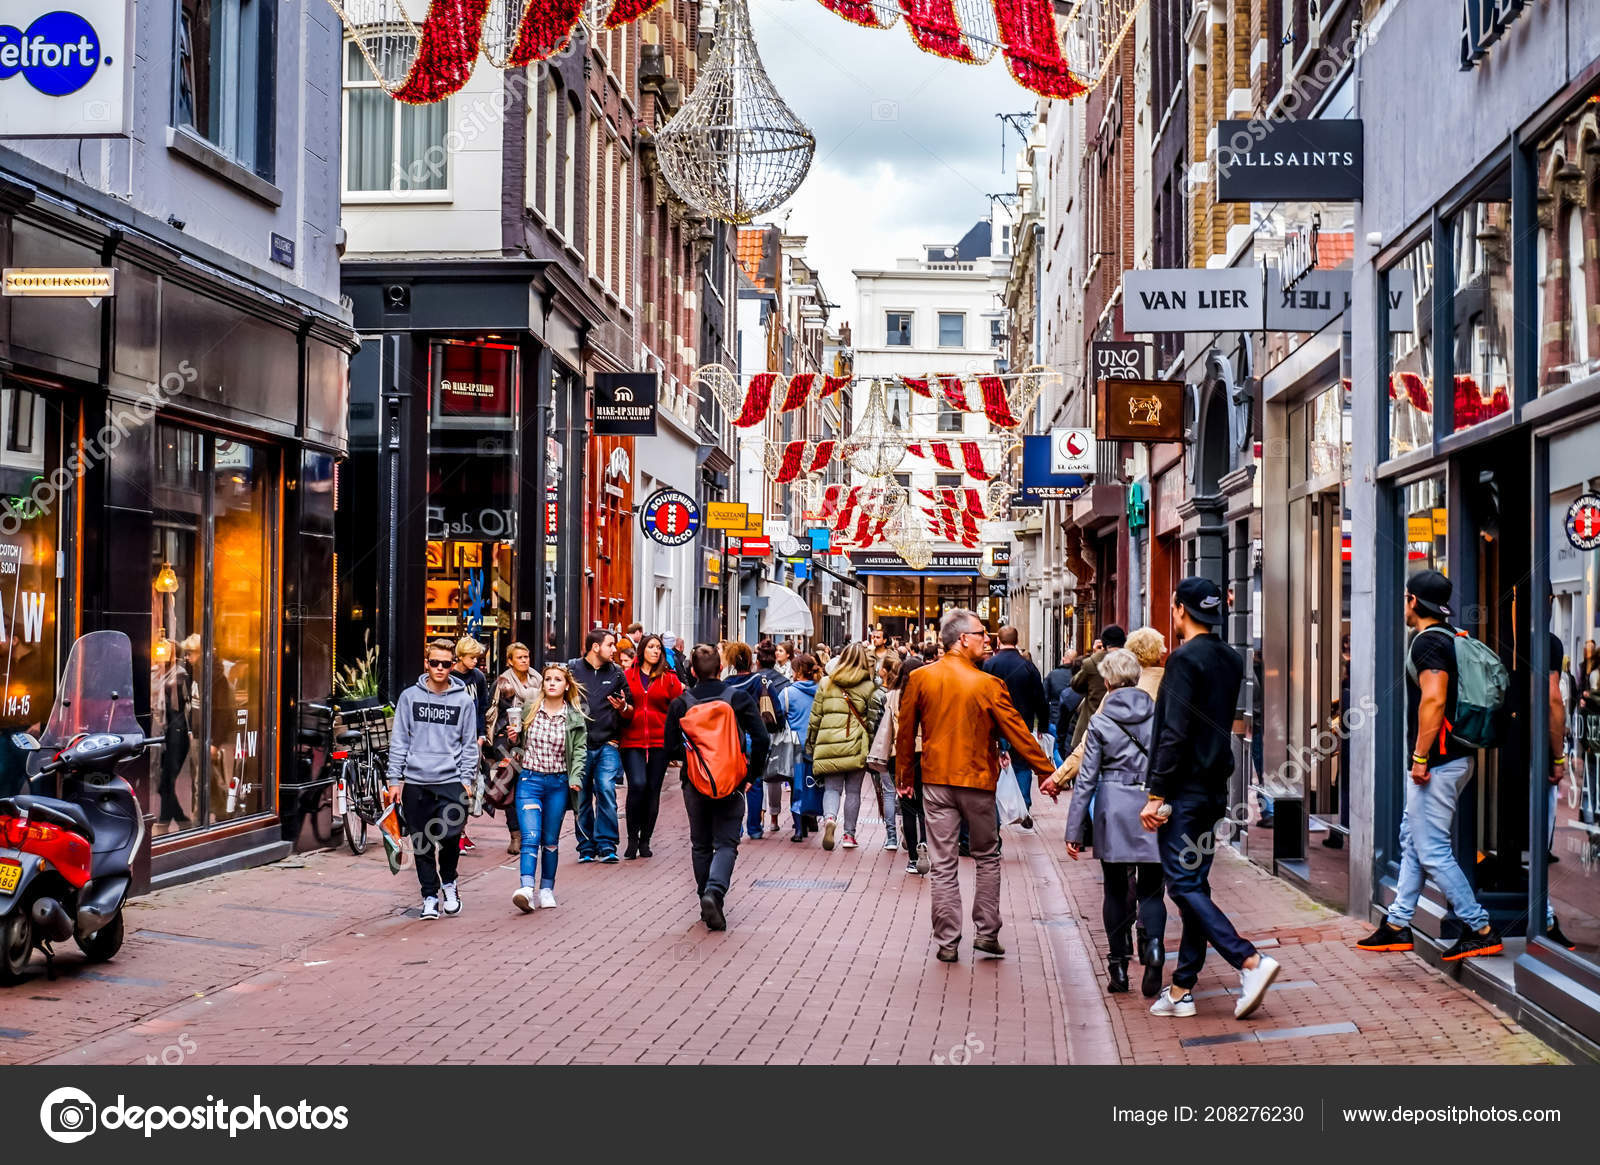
{"left": 487, "top": 642, "right": 539, "bottom": 855}
{"left": 784, "top": 654, "right": 822, "bottom": 841}
{"left": 804, "top": 642, "right": 885, "bottom": 852}
{"left": 511, "top": 663, "right": 587, "bottom": 913}
{"left": 1062, "top": 647, "right": 1166, "bottom": 998}
{"left": 617, "top": 634, "right": 684, "bottom": 859}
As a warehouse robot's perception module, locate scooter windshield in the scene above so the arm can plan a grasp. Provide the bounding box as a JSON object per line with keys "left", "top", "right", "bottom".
{"left": 39, "top": 630, "right": 143, "bottom": 748}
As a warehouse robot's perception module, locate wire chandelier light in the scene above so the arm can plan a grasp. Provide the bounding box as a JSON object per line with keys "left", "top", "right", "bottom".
{"left": 652, "top": 0, "right": 817, "bottom": 224}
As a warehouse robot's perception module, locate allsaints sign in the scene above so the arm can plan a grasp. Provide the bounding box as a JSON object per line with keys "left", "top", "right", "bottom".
{"left": 1461, "top": 0, "right": 1529, "bottom": 69}
{"left": 1215, "top": 119, "right": 1363, "bottom": 203}
{"left": 1122, "top": 268, "right": 1414, "bottom": 334}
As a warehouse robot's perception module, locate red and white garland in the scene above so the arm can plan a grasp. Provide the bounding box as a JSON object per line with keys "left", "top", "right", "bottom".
{"left": 326, "top": 0, "right": 1087, "bottom": 104}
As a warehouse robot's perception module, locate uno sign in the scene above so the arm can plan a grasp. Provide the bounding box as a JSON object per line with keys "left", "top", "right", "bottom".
{"left": 0, "top": 3, "right": 127, "bottom": 137}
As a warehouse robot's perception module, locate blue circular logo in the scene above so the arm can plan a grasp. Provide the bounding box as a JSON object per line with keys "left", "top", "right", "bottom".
{"left": 0, "top": 12, "right": 103, "bottom": 96}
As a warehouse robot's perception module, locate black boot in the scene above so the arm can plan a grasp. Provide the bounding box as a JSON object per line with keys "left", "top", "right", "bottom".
{"left": 1107, "top": 958, "right": 1130, "bottom": 993}
{"left": 1139, "top": 935, "right": 1164, "bottom": 998}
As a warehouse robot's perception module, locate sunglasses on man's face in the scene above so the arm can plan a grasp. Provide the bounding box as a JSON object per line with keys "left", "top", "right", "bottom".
{"left": 426, "top": 659, "right": 454, "bottom": 669}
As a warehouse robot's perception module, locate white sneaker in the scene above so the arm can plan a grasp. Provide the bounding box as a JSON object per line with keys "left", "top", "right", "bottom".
{"left": 512, "top": 886, "right": 536, "bottom": 913}
{"left": 1234, "top": 955, "right": 1281, "bottom": 1020}
{"left": 1149, "top": 988, "right": 1196, "bottom": 1018}
{"left": 883, "top": 838, "right": 898, "bottom": 851}
{"left": 538, "top": 887, "right": 557, "bottom": 909}
{"left": 440, "top": 882, "right": 461, "bottom": 916}
{"left": 420, "top": 897, "right": 440, "bottom": 920}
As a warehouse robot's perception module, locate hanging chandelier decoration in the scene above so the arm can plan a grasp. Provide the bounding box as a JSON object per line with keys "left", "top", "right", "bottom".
{"left": 652, "top": 0, "right": 817, "bottom": 224}
{"left": 324, "top": 0, "right": 1138, "bottom": 105}
{"left": 841, "top": 380, "right": 910, "bottom": 479}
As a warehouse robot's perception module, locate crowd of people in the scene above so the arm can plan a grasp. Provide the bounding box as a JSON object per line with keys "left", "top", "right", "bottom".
{"left": 380, "top": 576, "right": 1291, "bottom": 1022}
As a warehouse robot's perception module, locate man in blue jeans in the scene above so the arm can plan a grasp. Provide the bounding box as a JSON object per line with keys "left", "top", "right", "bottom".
{"left": 1357, "top": 570, "right": 1503, "bottom": 960}
{"left": 1140, "top": 578, "right": 1281, "bottom": 1020}
{"left": 569, "top": 628, "right": 630, "bottom": 863}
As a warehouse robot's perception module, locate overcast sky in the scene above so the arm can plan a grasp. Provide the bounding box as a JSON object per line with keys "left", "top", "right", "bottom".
{"left": 746, "top": 2, "right": 1027, "bottom": 330}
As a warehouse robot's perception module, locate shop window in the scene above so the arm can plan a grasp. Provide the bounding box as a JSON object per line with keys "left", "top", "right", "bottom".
{"left": 1449, "top": 188, "right": 1514, "bottom": 432}
{"left": 1386, "top": 242, "right": 1434, "bottom": 458}
{"left": 343, "top": 40, "right": 448, "bottom": 195}
{"left": 1308, "top": 384, "right": 1344, "bottom": 481}
{"left": 937, "top": 400, "right": 963, "bottom": 433}
{"left": 1402, "top": 477, "right": 1448, "bottom": 576}
{"left": 1536, "top": 88, "right": 1600, "bottom": 392}
{"left": 0, "top": 386, "right": 66, "bottom": 799}
{"left": 177, "top": 0, "right": 275, "bottom": 178}
{"left": 1546, "top": 418, "right": 1600, "bottom": 966}
{"left": 149, "top": 426, "right": 275, "bottom": 834}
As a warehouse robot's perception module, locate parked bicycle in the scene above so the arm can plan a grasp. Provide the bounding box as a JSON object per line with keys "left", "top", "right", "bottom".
{"left": 291, "top": 702, "right": 389, "bottom": 855}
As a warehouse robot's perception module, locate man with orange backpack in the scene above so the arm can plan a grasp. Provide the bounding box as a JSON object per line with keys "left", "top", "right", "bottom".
{"left": 664, "top": 643, "right": 771, "bottom": 931}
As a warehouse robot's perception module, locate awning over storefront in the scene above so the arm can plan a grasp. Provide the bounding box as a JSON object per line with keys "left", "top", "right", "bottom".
{"left": 759, "top": 583, "right": 814, "bottom": 635}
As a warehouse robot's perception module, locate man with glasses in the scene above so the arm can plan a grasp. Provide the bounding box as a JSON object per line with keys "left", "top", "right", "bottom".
{"left": 896, "top": 610, "right": 1055, "bottom": 963}
{"left": 385, "top": 639, "right": 479, "bottom": 920}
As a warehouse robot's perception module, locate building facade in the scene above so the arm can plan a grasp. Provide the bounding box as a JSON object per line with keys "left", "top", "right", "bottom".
{"left": 0, "top": 0, "right": 352, "bottom": 888}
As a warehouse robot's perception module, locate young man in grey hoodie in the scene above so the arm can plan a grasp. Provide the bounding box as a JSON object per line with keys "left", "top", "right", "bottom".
{"left": 385, "top": 639, "right": 479, "bottom": 919}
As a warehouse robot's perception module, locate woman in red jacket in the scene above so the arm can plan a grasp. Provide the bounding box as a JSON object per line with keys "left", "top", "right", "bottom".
{"left": 618, "top": 634, "right": 684, "bottom": 859}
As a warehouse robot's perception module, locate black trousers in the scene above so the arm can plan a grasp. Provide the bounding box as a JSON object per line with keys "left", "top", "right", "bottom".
{"left": 897, "top": 758, "right": 925, "bottom": 850}
{"left": 621, "top": 747, "right": 671, "bottom": 846}
{"left": 682, "top": 780, "right": 744, "bottom": 899}
{"left": 402, "top": 783, "right": 466, "bottom": 899}
{"left": 1101, "top": 860, "right": 1166, "bottom": 960}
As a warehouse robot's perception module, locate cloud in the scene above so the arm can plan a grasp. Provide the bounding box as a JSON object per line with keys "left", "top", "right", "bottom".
{"left": 747, "top": 1, "right": 1027, "bottom": 328}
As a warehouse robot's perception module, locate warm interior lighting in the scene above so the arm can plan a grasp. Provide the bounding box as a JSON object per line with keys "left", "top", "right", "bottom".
{"left": 154, "top": 563, "right": 179, "bottom": 593}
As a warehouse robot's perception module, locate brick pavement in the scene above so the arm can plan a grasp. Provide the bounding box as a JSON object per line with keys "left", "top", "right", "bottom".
{"left": 0, "top": 781, "right": 1564, "bottom": 1066}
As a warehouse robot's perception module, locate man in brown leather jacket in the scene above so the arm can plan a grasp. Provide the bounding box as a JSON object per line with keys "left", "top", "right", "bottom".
{"left": 896, "top": 609, "right": 1055, "bottom": 963}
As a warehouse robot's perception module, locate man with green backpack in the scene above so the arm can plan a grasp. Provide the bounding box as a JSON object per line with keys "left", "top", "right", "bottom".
{"left": 1358, "top": 570, "right": 1507, "bottom": 961}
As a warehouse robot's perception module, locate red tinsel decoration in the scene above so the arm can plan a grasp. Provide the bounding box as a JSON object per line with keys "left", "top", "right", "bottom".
{"left": 990, "top": 0, "right": 1088, "bottom": 99}
{"left": 929, "top": 442, "right": 956, "bottom": 470}
{"left": 506, "top": 0, "right": 584, "bottom": 66}
{"left": 605, "top": 0, "right": 667, "bottom": 28}
{"left": 902, "top": 376, "right": 933, "bottom": 398}
{"left": 898, "top": 0, "right": 975, "bottom": 62}
{"left": 821, "top": 375, "right": 851, "bottom": 398}
{"left": 816, "top": 0, "right": 896, "bottom": 29}
{"left": 734, "top": 373, "right": 779, "bottom": 428}
{"left": 391, "top": 0, "right": 492, "bottom": 104}
{"left": 809, "top": 440, "right": 837, "bottom": 472}
{"left": 939, "top": 376, "right": 970, "bottom": 411}
{"left": 978, "top": 375, "right": 1020, "bottom": 427}
{"left": 773, "top": 441, "right": 808, "bottom": 484}
{"left": 963, "top": 486, "right": 985, "bottom": 516}
{"left": 780, "top": 373, "right": 816, "bottom": 412}
{"left": 960, "top": 442, "right": 990, "bottom": 480}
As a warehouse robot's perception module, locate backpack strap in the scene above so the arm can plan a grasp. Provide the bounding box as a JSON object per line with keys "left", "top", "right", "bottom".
{"left": 1405, "top": 623, "right": 1455, "bottom": 684}
{"left": 841, "top": 688, "right": 870, "bottom": 739}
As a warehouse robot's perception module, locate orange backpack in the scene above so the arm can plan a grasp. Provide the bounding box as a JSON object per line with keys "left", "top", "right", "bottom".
{"left": 679, "top": 691, "right": 749, "bottom": 799}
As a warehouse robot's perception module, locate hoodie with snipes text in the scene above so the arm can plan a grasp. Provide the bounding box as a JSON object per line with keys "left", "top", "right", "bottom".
{"left": 387, "top": 672, "right": 478, "bottom": 789}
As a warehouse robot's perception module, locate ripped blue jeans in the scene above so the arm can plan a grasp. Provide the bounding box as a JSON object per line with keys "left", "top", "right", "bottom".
{"left": 517, "top": 770, "right": 569, "bottom": 889}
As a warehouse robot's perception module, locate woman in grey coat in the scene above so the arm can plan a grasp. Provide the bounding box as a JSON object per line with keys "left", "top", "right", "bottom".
{"left": 1064, "top": 648, "right": 1166, "bottom": 998}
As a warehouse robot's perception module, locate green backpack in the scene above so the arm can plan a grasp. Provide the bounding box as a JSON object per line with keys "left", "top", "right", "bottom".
{"left": 1405, "top": 625, "right": 1509, "bottom": 749}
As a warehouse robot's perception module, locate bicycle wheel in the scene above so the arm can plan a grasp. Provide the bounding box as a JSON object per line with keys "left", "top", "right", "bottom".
{"left": 340, "top": 759, "right": 370, "bottom": 855}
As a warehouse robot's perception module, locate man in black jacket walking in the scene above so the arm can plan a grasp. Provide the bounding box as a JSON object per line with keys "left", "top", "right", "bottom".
{"left": 569, "top": 628, "right": 631, "bottom": 862}
{"left": 1139, "top": 578, "right": 1280, "bottom": 1021}
{"left": 664, "top": 644, "right": 771, "bottom": 931}
{"left": 984, "top": 626, "right": 1048, "bottom": 816}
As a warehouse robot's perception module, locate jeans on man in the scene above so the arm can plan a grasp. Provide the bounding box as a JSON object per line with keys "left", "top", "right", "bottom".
{"left": 997, "top": 742, "right": 1032, "bottom": 810}
{"left": 1158, "top": 791, "right": 1258, "bottom": 989}
{"left": 402, "top": 783, "right": 466, "bottom": 900}
{"left": 923, "top": 783, "right": 1001, "bottom": 947}
{"left": 683, "top": 781, "right": 744, "bottom": 899}
{"left": 574, "top": 744, "right": 621, "bottom": 858}
{"left": 515, "top": 770, "right": 569, "bottom": 889}
{"left": 1385, "top": 757, "right": 1490, "bottom": 932}
{"left": 745, "top": 780, "right": 765, "bottom": 837}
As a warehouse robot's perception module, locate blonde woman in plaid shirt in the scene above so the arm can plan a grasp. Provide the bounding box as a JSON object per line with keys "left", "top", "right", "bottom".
{"left": 512, "top": 663, "right": 588, "bottom": 913}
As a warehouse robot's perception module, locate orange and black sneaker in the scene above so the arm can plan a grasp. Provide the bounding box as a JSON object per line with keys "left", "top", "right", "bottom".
{"left": 1442, "top": 928, "right": 1503, "bottom": 961}
{"left": 1545, "top": 918, "right": 1577, "bottom": 951}
{"left": 1356, "top": 921, "right": 1415, "bottom": 951}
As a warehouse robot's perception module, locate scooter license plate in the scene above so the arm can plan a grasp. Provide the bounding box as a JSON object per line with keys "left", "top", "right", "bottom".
{"left": 0, "top": 860, "right": 20, "bottom": 894}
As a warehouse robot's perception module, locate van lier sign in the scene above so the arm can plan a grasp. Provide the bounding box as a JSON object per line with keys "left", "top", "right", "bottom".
{"left": 1215, "top": 119, "right": 1363, "bottom": 203}
{"left": 1122, "top": 268, "right": 1414, "bottom": 334}
{"left": 0, "top": 2, "right": 128, "bottom": 137}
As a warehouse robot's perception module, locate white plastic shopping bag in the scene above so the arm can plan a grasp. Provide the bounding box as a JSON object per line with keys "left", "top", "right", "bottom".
{"left": 995, "top": 762, "right": 1029, "bottom": 826}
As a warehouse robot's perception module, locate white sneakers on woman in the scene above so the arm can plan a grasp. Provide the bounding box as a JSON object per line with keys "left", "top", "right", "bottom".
{"left": 512, "top": 886, "right": 536, "bottom": 913}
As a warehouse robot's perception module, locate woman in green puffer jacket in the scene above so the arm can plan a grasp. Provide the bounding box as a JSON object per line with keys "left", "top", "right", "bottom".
{"left": 804, "top": 642, "right": 886, "bottom": 852}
